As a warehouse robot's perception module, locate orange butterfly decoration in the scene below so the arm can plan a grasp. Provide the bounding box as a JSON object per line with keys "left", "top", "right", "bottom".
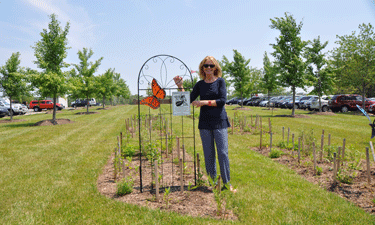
{"left": 140, "top": 79, "right": 166, "bottom": 109}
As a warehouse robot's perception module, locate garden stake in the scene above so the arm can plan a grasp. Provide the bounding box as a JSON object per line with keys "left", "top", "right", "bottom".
{"left": 328, "top": 134, "right": 331, "bottom": 146}
{"left": 370, "top": 141, "right": 375, "bottom": 162}
{"left": 320, "top": 134, "right": 324, "bottom": 162}
{"left": 282, "top": 127, "right": 285, "bottom": 141}
{"left": 270, "top": 132, "right": 273, "bottom": 152}
{"left": 342, "top": 138, "right": 346, "bottom": 164}
{"left": 333, "top": 152, "right": 337, "bottom": 184}
{"left": 155, "top": 160, "right": 159, "bottom": 201}
{"left": 313, "top": 142, "right": 317, "bottom": 175}
{"left": 322, "top": 129, "right": 324, "bottom": 135}
{"left": 268, "top": 118, "right": 272, "bottom": 134}
{"left": 120, "top": 132, "right": 123, "bottom": 147}
{"left": 122, "top": 158, "right": 126, "bottom": 179}
{"left": 180, "top": 159, "right": 184, "bottom": 192}
{"left": 165, "top": 132, "right": 168, "bottom": 157}
{"left": 337, "top": 147, "right": 341, "bottom": 172}
{"left": 260, "top": 117, "right": 262, "bottom": 130}
{"left": 232, "top": 119, "right": 234, "bottom": 134}
{"left": 292, "top": 134, "right": 295, "bottom": 153}
{"left": 287, "top": 127, "right": 290, "bottom": 146}
{"left": 177, "top": 137, "right": 180, "bottom": 161}
{"left": 244, "top": 116, "right": 247, "bottom": 129}
{"left": 197, "top": 153, "right": 200, "bottom": 181}
{"left": 260, "top": 128, "right": 262, "bottom": 149}
{"left": 183, "top": 144, "right": 186, "bottom": 165}
{"left": 117, "top": 136, "right": 121, "bottom": 155}
{"left": 298, "top": 137, "right": 301, "bottom": 165}
{"left": 114, "top": 147, "right": 117, "bottom": 181}
{"left": 251, "top": 114, "right": 253, "bottom": 126}
{"left": 366, "top": 147, "right": 371, "bottom": 184}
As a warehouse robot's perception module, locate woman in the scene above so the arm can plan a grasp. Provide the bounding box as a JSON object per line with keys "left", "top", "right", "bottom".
{"left": 173, "top": 56, "right": 236, "bottom": 193}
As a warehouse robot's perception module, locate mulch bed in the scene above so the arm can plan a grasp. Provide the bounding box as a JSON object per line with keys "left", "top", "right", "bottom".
{"left": 0, "top": 119, "right": 27, "bottom": 123}
{"left": 274, "top": 114, "right": 311, "bottom": 118}
{"left": 75, "top": 112, "right": 99, "bottom": 115}
{"left": 97, "top": 146, "right": 238, "bottom": 220}
{"left": 34, "top": 119, "right": 74, "bottom": 126}
{"left": 251, "top": 146, "right": 375, "bottom": 214}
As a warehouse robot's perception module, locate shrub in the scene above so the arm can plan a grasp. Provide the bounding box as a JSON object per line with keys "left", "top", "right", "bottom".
{"left": 269, "top": 149, "right": 284, "bottom": 158}
{"left": 116, "top": 178, "right": 133, "bottom": 196}
{"left": 123, "top": 144, "right": 136, "bottom": 157}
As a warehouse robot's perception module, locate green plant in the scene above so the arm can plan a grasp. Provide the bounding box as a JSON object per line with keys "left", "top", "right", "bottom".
{"left": 163, "top": 186, "right": 171, "bottom": 207}
{"left": 122, "top": 144, "right": 136, "bottom": 157}
{"left": 269, "top": 149, "right": 284, "bottom": 158}
{"left": 144, "top": 142, "right": 160, "bottom": 163}
{"left": 336, "top": 169, "right": 354, "bottom": 184}
{"left": 116, "top": 178, "right": 133, "bottom": 196}
{"left": 316, "top": 166, "right": 323, "bottom": 176}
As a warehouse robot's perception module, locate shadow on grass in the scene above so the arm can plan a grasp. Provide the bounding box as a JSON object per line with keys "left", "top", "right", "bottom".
{"left": 2, "top": 122, "right": 35, "bottom": 128}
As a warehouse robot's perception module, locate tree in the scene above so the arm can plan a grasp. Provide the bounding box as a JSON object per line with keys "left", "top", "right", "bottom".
{"left": 262, "top": 52, "right": 279, "bottom": 108}
{"left": 113, "top": 72, "right": 131, "bottom": 103}
{"left": 72, "top": 48, "right": 103, "bottom": 113}
{"left": 31, "top": 14, "right": 70, "bottom": 123}
{"left": 330, "top": 23, "right": 375, "bottom": 108}
{"left": 270, "top": 12, "right": 307, "bottom": 116}
{"left": 95, "top": 68, "right": 116, "bottom": 109}
{"left": 221, "top": 50, "right": 251, "bottom": 107}
{"left": 246, "top": 67, "right": 264, "bottom": 97}
{"left": 0, "top": 52, "right": 30, "bottom": 120}
{"left": 305, "top": 36, "right": 333, "bottom": 112}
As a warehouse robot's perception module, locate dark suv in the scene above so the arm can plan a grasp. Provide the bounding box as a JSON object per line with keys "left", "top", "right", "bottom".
{"left": 328, "top": 94, "right": 375, "bottom": 112}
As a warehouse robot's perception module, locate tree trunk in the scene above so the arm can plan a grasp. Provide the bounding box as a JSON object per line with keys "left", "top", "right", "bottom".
{"left": 363, "top": 85, "right": 366, "bottom": 112}
{"left": 86, "top": 96, "right": 89, "bottom": 113}
{"left": 52, "top": 94, "right": 57, "bottom": 124}
{"left": 291, "top": 85, "right": 296, "bottom": 116}
{"left": 9, "top": 96, "right": 13, "bottom": 121}
{"left": 268, "top": 91, "right": 271, "bottom": 109}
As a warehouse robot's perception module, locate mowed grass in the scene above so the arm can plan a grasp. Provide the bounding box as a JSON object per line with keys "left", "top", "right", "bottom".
{"left": 0, "top": 105, "right": 374, "bottom": 224}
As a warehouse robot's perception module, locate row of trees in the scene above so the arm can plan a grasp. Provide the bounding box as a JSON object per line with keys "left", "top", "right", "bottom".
{"left": 0, "top": 14, "right": 130, "bottom": 122}
{"left": 218, "top": 13, "right": 375, "bottom": 116}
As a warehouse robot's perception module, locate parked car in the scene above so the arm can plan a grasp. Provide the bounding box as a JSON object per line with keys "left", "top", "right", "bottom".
{"left": 0, "top": 106, "right": 9, "bottom": 118}
{"left": 71, "top": 99, "right": 89, "bottom": 107}
{"left": 246, "top": 96, "right": 260, "bottom": 106}
{"left": 299, "top": 96, "right": 317, "bottom": 110}
{"left": 285, "top": 96, "right": 302, "bottom": 109}
{"left": 226, "top": 97, "right": 239, "bottom": 105}
{"left": 310, "top": 96, "right": 330, "bottom": 112}
{"left": 29, "top": 100, "right": 63, "bottom": 112}
{"left": 328, "top": 94, "right": 375, "bottom": 112}
{"left": 304, "top": 96, "right": 319, "bottom": 110}
{"left": 237, "top": 97, "right": 248, "bottom": 106}
{"left": 0, "top": 101, "right": 24, "bottom": 115}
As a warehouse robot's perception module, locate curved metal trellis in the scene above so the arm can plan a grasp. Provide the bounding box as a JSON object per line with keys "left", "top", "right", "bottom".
{"left": 137, "top": 54, "right": 196, "bottom": 193}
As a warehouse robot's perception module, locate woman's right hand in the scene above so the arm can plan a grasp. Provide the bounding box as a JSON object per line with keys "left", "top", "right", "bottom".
{"left": 173, "top": 76, "right": 183, "bottom": 88}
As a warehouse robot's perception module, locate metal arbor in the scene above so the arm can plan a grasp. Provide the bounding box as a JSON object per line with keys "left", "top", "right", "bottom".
{"left": 137, "top": 54, "right": 197, "bottom": 193}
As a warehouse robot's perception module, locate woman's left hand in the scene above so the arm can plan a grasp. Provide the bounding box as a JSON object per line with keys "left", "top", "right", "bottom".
{"left": 192, "top": 101, "right": 204, "bottom": 107}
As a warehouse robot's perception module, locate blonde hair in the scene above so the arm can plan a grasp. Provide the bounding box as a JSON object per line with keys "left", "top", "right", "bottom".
{"left": 198, "top": 56, "right": 222, "bottom": 80}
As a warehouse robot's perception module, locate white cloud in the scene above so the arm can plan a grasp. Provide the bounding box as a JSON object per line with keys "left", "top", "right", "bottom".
{"left": 23, "top": 0, "right": 98, "bottom": 51}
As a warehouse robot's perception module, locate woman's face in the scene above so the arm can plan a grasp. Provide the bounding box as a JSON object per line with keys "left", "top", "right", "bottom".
{"left": 203, "top": 59, "right": 216, "bottom": 77}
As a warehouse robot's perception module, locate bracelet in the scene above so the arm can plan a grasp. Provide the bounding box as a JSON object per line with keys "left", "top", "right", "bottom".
{"left": 208, "top": 101, "right": 211, "bottom": 106}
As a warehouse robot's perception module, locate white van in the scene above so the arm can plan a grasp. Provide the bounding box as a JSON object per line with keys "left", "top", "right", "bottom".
{"left": 89, "top": 98, "right": 96, "bottom": 106}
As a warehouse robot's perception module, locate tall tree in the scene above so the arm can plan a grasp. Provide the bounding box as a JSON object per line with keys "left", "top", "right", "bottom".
{"left": 95, "top": 68, "right": 116, "bottom": 109}
{"left": 270, "top": 12, "right": 307, "bottom": 116}
{"left": 330, "top": 23, "right": 375, "bottom": 108}
{"left": 221, "top": 50, "right": 251, "bottom": 107}
{"left": 72, "top": 48, "right": 103, "bottom": 113}
{"left": 0, "top": 52, "right": 29, "bottom": 120}
{"left": 113, "top": 72, "right": 131, "bottom": 103}
{"left": 305, "top": 36, "right": 333, "bottom": 112}
{"left": 31, "top": 14, "right": 70, "bottom": 123}
{"left": 262, "top": 52, "right": 279, "bottom": 108}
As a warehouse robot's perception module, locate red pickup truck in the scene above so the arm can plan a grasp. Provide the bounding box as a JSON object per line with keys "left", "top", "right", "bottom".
{"left": 29, "top": 100, "right": 63, "bottom": 112}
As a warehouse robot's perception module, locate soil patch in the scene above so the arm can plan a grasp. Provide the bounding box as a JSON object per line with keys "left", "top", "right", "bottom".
{"left": 0, "top": 119, "right": 27, "bottom": 123}
{"left": 97, "top": 147, "right": 237, "bottom": 220}
{"left": 75, "top": 112, "right": 99, "bottom": 115}
{"left": 308, "top": 111, "right": 337, "bottom": 116}
{"left": 274, "top": 114, "right": 311, "bottom": 118}
{"left": 251, "top": 146, "right": 375, "bottom": 214}
{"left": 34, "top": 119, "right": 74, "bottom": 126}
{"left": 233, "top": 107, "right": 251, "bottom": 110}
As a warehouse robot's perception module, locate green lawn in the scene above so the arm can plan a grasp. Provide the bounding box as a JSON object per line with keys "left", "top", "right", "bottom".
{"left": 0, "top": 105, "right": 374, "bottom": 224}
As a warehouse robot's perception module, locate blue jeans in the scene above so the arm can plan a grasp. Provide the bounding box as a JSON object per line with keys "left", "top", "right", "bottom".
{"left": 199, "top": 128, "right": 230, "bottom": 184}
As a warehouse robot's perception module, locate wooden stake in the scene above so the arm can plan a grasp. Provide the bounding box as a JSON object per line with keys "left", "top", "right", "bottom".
{"left": 328, "top": 133, "right": 331, "bottom": 146}
{"left": 114, "top": 147, "right": 117, "bottom": 181}
{"left": 298, "top": 137, "right": 301, "bottom": 164}
{"left": 180, "top": 159, "right": 184, "bottom": 192}
{"left": 165, "top": 132, "right": 168, "bottom": 157}
{"left": 342, "top": 138, "right": 346, "bottom": 163}
{"left": 260, "top": 128, "right": 262, "bottom": 149}
{"left": 333, "top": 152, "right": 337, "bottom": 184}
{"left": 370, "top": 141, "right": 375, "bottom": 163}
{"left": 287, "top": 127, "right": 290, "bottom": 146}
{"left": 313, "top": 142, "right": 317, "bottom": 175}
{"left": 292, "top": 133, "right": 295, "bottom": 152}
{"left": 182, "top": 144, "right": 186, "bottom": 164}
{"left": 155, "top": 160, "right": 159, "bottom": 201}
{"left": 260, "top": 117, "right": 262, "bottom": 130}
{"left": 120, "top": 132, "right": 123, "bottom": 147}
{"left": 337, "top": 147, "right": 341, "bottom": 172}
{"left": 282, "top": 127, "right": 285, "bottom": 141}
{"left": 197, "top": 153, "right": 200, "bottom": 179}
{"left": 366, "top": 147, "right": 371, "bottom": 184}
{"left": 270, "top": 132, "right": 273, "bottom": 152}
{"left": 268, "top": 118, "right": 272, "bottom": 134}
{"left": 320, "top": 134, "right": 324, "bottom": 162}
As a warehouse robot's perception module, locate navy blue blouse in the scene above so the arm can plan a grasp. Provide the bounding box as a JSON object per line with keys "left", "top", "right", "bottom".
{"left": 190, "top": 77, "right": 231, "bottom": 130}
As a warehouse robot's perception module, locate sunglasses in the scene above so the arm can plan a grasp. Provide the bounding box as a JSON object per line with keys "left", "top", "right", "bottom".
{"left": 203, "top": 64, "right": 215, "bottom": 68}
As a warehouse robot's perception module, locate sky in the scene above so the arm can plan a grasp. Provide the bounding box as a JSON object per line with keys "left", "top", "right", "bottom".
{"left": 1, "top": 0, "right": 375, "bottom": 96}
